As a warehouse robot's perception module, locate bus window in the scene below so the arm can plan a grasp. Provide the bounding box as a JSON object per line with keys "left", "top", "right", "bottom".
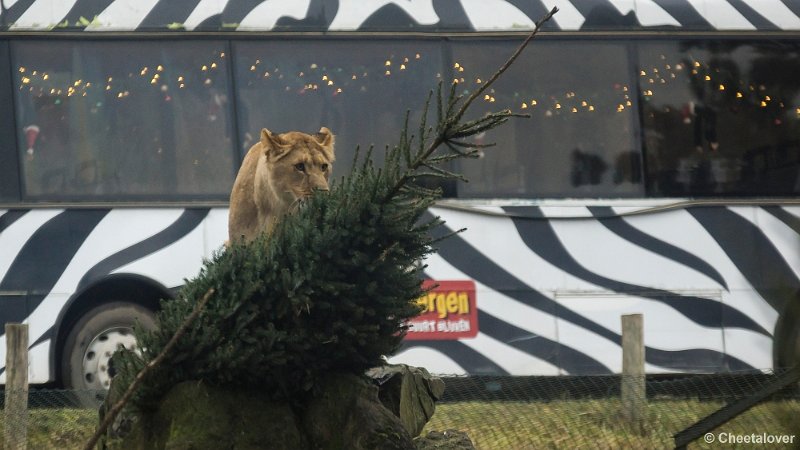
{"left": 0, "top": 40, "right": 20, "bottom": 203}
{"left": 232, "top": 38, "right": 444, "bottom": 181}
{"left": 639, "top": 40, "right": 800, "bottom": 197}
{"left": 450, "top": 39, "right": 642, "bottom": 199}
{"left": 11, "top": 40, "right": 236, "bottom": 201}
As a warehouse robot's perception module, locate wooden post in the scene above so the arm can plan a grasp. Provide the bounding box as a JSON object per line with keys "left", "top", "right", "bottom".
{"left": 621, "top": 314, "right": 645, "bottom": 431}
{"left": 5, "top": 323, "right": 28, "bottom": 450}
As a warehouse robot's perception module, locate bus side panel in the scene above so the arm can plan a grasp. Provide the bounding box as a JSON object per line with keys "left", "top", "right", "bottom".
{"left": 393, "top": 204, "right": 784, "bottom": 376}
{"left": 0, "top": 207, "right": 229, "bottom": 383}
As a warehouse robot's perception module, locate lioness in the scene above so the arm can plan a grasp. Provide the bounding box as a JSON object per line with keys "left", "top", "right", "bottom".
{"left": 228, "top": 127, "right": 335, "bottom": 243}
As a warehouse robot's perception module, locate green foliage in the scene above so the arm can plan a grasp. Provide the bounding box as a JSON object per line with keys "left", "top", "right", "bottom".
{"left": 112, "top": 71, "right": 527, "bottom": 410}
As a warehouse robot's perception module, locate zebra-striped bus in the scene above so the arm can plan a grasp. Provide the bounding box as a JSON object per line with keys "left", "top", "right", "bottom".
{"left": 1, "top": 0, "right": 800, "bottom": 390}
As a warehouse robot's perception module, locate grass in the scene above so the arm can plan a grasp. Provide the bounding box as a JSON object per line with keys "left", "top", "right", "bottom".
{"left": 424, "top": 399, "right": 800, "bottom": 449}
{"left": 0, "top": 397, "right": 796, "bottom": 449}
{"left": 0, "top": 408, "right": 96, "bottom": 450}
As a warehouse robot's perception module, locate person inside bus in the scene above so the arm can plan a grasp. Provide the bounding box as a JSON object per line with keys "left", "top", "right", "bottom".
{"left": 687, "top": 100, "right": 719, "bottom": 153}
{"left": 18, "top": 93, "right": 72, "bottom": 196}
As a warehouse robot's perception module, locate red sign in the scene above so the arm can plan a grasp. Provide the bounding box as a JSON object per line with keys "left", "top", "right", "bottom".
{"left": 405, "top": 280, "right": 478, "bottom": 340}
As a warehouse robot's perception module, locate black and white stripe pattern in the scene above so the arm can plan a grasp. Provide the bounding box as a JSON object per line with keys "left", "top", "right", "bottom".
{"left": 0, "top": 207, "right": 227, "bottom": 383}
{"left": 2, "top": 0, "right": 800, "bottom": 32}
{"left": 389, "top": 202, "right": 796, "bottom": 375}
{"left": 1, "top": 202, "right": 796, "bottom": 380}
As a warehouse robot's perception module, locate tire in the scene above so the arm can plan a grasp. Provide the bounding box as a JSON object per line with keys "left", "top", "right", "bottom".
{"left": 61, "top": 302, "right": 156, "bottom": 393}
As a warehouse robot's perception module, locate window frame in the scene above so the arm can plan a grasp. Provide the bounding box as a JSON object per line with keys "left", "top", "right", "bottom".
{"left": 8, "top": 35, "right": 240, "bottom": 204}
{"left": 3, "top": 31, "right": 800, "bottom": 205}
{"left": 0, "top": 39, "right": 21, "bottom": 203}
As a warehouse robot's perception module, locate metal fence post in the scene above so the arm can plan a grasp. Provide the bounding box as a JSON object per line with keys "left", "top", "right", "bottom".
{"left": 621, "top": 314, "right": 645, "bottom": 431}
{"left": 5, "top": 323, "right": 29, "bottom": 450}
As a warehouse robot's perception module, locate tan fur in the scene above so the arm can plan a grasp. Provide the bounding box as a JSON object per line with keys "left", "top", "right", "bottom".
{"left": 228, "top": 127, "right": 335, "bottom": 243}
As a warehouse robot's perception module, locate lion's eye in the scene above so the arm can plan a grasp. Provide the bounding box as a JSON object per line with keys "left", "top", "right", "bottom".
{"left": 321, "top": 163, "right": 329, "bottom": 171}
{"left": 294, "top": 163, "right": 306, "bottom": 172}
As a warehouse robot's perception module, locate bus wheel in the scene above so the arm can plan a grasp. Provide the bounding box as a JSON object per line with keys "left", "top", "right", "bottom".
{"left": 61, "top": 302, "right": 156, "bottom": 393}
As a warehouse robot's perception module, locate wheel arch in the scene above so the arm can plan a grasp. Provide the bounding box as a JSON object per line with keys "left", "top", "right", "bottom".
{"left": 51, "top": 273, "right": 173, "bottom": 384}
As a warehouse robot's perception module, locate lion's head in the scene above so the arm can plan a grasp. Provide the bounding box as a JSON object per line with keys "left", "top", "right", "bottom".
{"left": 254, "top": 127, "right": 335, "bottom": 211}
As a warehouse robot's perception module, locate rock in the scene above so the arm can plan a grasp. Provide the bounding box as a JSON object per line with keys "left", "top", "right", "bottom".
{"left": 414, "top": 430, "right": 476, "bottom": 450}
{"left": 303, "top": 373, "right": 415, "bottom": 449}
{"left": 368, "top": 364, "right": 446, "bottom": 437}
{"left": 100, "top": 365, "right": 447, "bottom": 449}
{"left": 115, "top": 381, "right": 308, "bottom": 450}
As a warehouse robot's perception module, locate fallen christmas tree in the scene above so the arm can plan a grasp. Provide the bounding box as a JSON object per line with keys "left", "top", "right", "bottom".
{"left": 95, "top": 8, "right": 557, "bottom": 450}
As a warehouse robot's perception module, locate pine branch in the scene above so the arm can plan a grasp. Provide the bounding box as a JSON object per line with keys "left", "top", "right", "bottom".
{"left": 381, "top": 6, "right": 558, "bottom": 203}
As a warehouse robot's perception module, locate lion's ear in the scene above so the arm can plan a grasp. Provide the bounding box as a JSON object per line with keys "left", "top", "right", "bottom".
{"left": 315, "top": 127, "right": 335, "bottom": 161}
{"left": 261, "top": 128, "right": 290, "bottom": 160}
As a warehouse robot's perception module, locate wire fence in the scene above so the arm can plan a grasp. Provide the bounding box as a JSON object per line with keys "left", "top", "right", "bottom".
{"left": 425, "top": 370, "right": 800, "bottom": 449}
{"left": 0, "top": 371, "right": 798, "bottom": 449}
